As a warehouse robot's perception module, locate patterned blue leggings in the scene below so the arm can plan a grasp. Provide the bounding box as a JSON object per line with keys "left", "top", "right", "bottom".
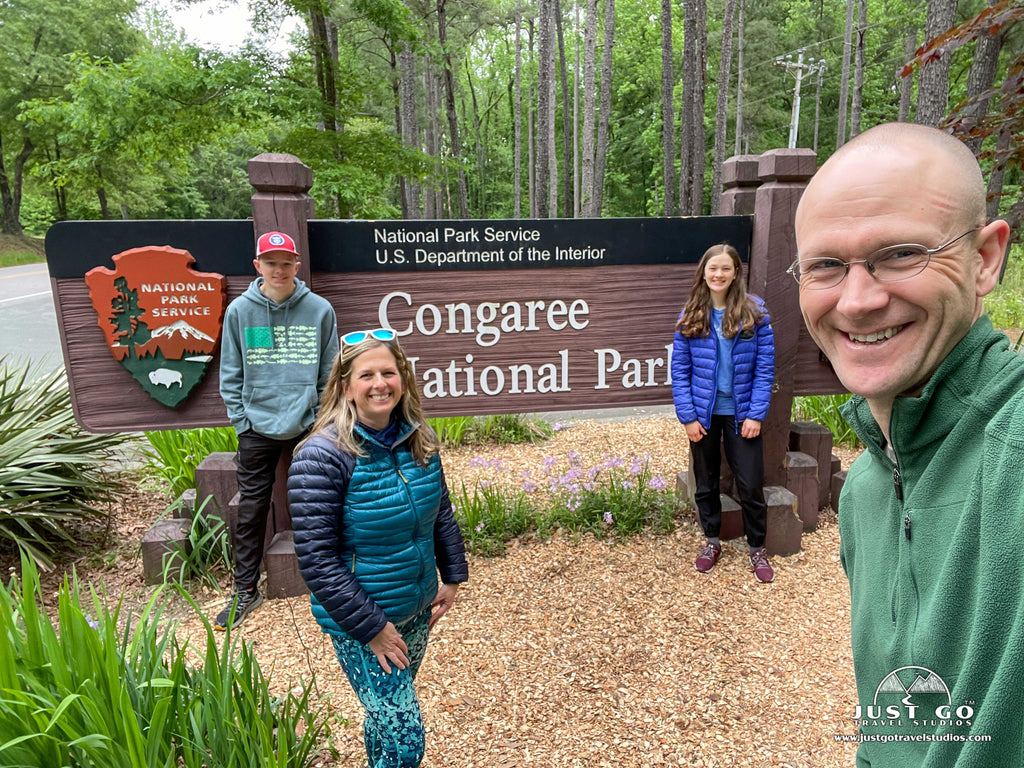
{"left": 330, "top": 608, "right": 431, "bottom": 768}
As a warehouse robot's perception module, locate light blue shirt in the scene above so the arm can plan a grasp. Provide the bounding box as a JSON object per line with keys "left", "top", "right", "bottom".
{"left": 711, "top": 308, "right": 735, "bottom": 415}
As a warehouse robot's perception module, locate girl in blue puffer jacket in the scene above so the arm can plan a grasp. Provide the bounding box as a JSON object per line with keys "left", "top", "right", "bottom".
{"left": 671, "top": 243, "right": 776, "bottom": 583}
{"left": 288, "top": 329, "right": 468, "bottom": 768}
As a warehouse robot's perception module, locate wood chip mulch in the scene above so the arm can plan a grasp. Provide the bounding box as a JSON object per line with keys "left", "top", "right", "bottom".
{"left": 168, "top": 415, "right": 860, "bottom": 768}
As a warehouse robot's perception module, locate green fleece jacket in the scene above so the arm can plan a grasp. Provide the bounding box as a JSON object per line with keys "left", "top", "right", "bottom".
{"left": 838, "top": 315, "right": 1024, "bottom": 767}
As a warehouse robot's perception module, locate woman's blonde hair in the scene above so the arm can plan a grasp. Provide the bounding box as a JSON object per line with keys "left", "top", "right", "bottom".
{"left": 300, "top": 336, "right": 440, "bottom": 464}
{"left": 675, "top": 243, "right": 765, "bottom": 338}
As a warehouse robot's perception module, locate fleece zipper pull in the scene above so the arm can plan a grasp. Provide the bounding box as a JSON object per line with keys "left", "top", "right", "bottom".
{"left": 892, "top": 466, "right": 910, "bottom": 539}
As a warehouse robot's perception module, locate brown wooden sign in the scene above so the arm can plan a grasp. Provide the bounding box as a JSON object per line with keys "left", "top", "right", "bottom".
{"left": 309, "top": 217, "right": 753, "bottom": 416}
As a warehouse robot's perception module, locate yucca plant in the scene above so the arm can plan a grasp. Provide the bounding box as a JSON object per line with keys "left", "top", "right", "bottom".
{"left": 0, "top": 357, "right": 128, "bottom": 568}
{"left": 142, "top": 427, "right": 238, "bottom": 497}
{"left": 0, "top": 555, "right": 333, "bottom": 767}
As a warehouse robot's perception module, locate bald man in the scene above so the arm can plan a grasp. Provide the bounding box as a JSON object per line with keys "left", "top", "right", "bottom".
{"left": 793, "top": 123, "right": 1024, "bottom": 766}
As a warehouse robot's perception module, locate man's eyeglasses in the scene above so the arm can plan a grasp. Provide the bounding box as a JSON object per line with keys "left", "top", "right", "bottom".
{"left": 787, "top": 228, "right": 979, "bottom": 290}
{"left": 341, "top": 328, "right": 397, "bottom": 347}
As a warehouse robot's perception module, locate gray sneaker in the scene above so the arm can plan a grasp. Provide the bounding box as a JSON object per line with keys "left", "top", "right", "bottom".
{"left": 214, "top": 588, "right": 263, "bottom": 630}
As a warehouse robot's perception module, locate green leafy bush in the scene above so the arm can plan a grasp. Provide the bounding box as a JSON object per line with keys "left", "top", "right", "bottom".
{"left": 429, "top": 414, "right": 553, "bottom": 447}
{"left": 988, "top": 245, "right": 1024, "bottom": 332}
{"left": 159, "top": 495, "right": 233, "bottom": 589}
{"left": 142, "top": 427, "right": 238, "bottom": 497}
{"left": 0, "top": 555, "right": 333, "bottom": 767}
{"left": 0, "top": 358, "right": 128, "bottom": 567}
{"left": 792, "top": 394, "right": 860, "bottom": 450}
{"left": 455, "top": 453, "right": 681, "bottom": 555}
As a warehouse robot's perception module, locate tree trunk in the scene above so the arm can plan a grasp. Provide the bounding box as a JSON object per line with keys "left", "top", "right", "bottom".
{"left": 689, "top": 0, "right": 707, "bottom": 215}
{"left": 593, "top": 0, "right": 614, "bottom": 217}
{"left": 962, "top": 0, "right": 1003, "bottom": 155}
{"left": 733, "top": 0, "right": 745, "bottom": 157}
{"left": 850, "top": 0, "right": 866, "bottom": 138}
{"left": 556, "top": 0, "right": 573, "bottom": 217}
{"left": 515, "top": 0, "right": 523, "bottom": 218}
{"left": 0, "top": 127, "right": 25, "bottom": 235}
{"left": 96, "top": 166, "right": 110, "bottom": 220}
{"left": 916, "top": 0, "right": 957, "bottom": 126}
{"left": 423, "top": 68, "right": 441, "bottom": 218}
{"left": 400, "top": 42, "right": 420, "bottom": 218}
{"left": 678, "top": 0, "right": 696, "bottom": 215}
{"left": 581, "top": 0, "right": 598, "bottom": 216}
{"left": 573, "top": 1, "right": 581, "bottom": 217}
{"left": 536, "top": 0, "right": 553, "bottom": 217}
{"left": 528, "top": 19, "right": 537, "bottom": 218}
{"left": 898, "top": 28, "right": 916, "bottom": 123}
{"left": 836, "top": 0, "right": 855, "bottom": 149}
{"left": 986, "top": 127, "right": 1012, "bottom": 223}
{"left": 710, "top": 0, "right": 736, "bottom": 215}
{"left": 465, "top": 57, "right": 486, "bottom": 214}
{"left": 661, "top": 0, "right": 675, "bottom": 216}
{"left": 308, "top": 4, "right": 339, "bottom": 134}
{"left": 437, "top": 0, "right": 470, "bottom": 217}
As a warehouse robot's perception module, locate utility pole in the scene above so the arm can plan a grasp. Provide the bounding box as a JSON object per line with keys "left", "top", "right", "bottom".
{"left": 774, "top": 49, "right": 826, "bottom": 149}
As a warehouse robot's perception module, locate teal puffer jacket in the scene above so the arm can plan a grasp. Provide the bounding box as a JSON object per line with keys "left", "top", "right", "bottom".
{"left": 288, "top": 421, "right": 468, "bottom": 644}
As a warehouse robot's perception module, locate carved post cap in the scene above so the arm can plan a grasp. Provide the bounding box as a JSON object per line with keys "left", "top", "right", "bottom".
{"left": 248, "top": 153, "right": 313, "bottom": 193}
{"left": 757, "top": 148, "right": 817, "bottom": 183}
{"left": 722, "top": 155, "right": 763, "bottom": 187}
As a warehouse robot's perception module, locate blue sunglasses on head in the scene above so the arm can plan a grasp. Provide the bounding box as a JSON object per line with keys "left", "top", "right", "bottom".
{"left": 341, "top": 328, "right": 397, "bottom": 347}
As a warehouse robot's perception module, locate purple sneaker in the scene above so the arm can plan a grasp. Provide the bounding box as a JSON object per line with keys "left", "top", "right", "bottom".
{"left": 695, "top": 541, "right": 722, "bottom": 573}
{"left": 749, "top": 547, "right": 775, "bottom": 583}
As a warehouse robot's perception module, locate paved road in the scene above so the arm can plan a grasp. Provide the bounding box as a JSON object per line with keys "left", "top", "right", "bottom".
{"left": 0, "top": 263, "right": 63, "bottom": 372}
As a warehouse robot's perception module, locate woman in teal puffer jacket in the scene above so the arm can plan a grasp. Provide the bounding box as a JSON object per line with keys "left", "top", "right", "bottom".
{"left": 288, "top": 328, "right": 468, "bottom": 768}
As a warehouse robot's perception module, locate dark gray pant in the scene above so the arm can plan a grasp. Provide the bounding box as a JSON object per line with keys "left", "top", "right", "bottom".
{"left": 689, "top": 414, "right": 767, "bottom": 548}
{"left": 234, "top": 430, "right": 301, "bottom": 592}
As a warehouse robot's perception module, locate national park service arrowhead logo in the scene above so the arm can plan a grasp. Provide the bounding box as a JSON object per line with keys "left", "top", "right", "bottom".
{"left": 84, "top": 246, "right": 227, "bottom": 408}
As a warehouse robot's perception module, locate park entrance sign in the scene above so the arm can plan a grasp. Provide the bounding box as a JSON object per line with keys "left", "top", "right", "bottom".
{"left": 46, "top": 215, "right": 750, "bottom": 427}
{"left": 307, "top": 216, "right": 752, "bottom": 415}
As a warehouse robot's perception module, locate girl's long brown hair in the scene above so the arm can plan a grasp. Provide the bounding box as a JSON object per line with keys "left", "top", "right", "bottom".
{"left": 675, "top": 243, "right": 765, "bottom": 338}
{"left": 298, "top": 337, "right": 440, "bottom": 464}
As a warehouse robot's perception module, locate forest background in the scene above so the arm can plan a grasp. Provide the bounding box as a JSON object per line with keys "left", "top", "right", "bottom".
{"left": 1, "top": 0, "right": 1023, "bottom": 240}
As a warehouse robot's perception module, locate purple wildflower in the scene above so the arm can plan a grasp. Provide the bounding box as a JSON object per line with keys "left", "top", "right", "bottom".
{"left": 603, "top": 510, "right": 614, "bottom": 525}
{"left": 650, "top": 476, "right": 670, "bottom": 491}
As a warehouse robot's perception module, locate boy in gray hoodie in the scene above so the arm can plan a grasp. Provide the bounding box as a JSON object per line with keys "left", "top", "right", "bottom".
{"left": 215, "top": 231, "right": 339, "bottom": 629}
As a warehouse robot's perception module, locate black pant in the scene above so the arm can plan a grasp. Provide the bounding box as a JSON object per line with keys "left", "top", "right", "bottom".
{"left": 234, "top": 430, "right": 301, "bottom": 592}
{"left": 689, "top": 414, "right": 767, "bottom": 548}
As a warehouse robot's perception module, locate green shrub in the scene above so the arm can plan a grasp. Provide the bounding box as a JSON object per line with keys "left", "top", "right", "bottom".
{"left": 159, "top": 495, "right": 233, "bottom": 589}
{"left": 0, "top": 555, "right": 333, "bottom": 767}
{"left": 0, "top": 358, "right": 128, "bottom": 568}
{"left": 792, "top": 394, "right": 860, "bottom": 449}
{"left": 142, "top": 427, "right": 238, "bottom": 497}
{"left": 429, "top": 413, "right": 554, "bottom": 447}
{"left": 454, "top": 483, "right": 537, "bottom": 556}
{"left": 988, "top": 245, "right": 1024, "bottom": 331}
{"left": 428, "top": 416, "right": 474, "bottom": 445}
{"left": 455, "top": 453, "right": 681, "bottom": 555}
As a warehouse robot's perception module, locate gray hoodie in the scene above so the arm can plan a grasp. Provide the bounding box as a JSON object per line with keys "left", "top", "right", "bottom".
{"left": 219, "top": 277, "right": 339, "bottom": 440}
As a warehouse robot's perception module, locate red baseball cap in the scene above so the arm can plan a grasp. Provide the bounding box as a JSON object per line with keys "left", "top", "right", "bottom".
{"left": 256, "top": 231, "right": 301, "bottom": 258}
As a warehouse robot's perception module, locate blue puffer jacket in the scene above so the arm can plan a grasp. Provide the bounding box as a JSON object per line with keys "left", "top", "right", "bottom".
{"left": 671, "top": 298, "right": 775, "bottom": 431}
{"left": 287, "top": 421, "right": 468, "bottom": 645}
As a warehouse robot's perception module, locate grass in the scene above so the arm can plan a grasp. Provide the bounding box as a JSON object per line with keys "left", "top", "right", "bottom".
{"left": 0, "top": 251, "right": 44, "bottom": 267}
{"left": 988, "top": 247, "right": 1024, "bottom": 332}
